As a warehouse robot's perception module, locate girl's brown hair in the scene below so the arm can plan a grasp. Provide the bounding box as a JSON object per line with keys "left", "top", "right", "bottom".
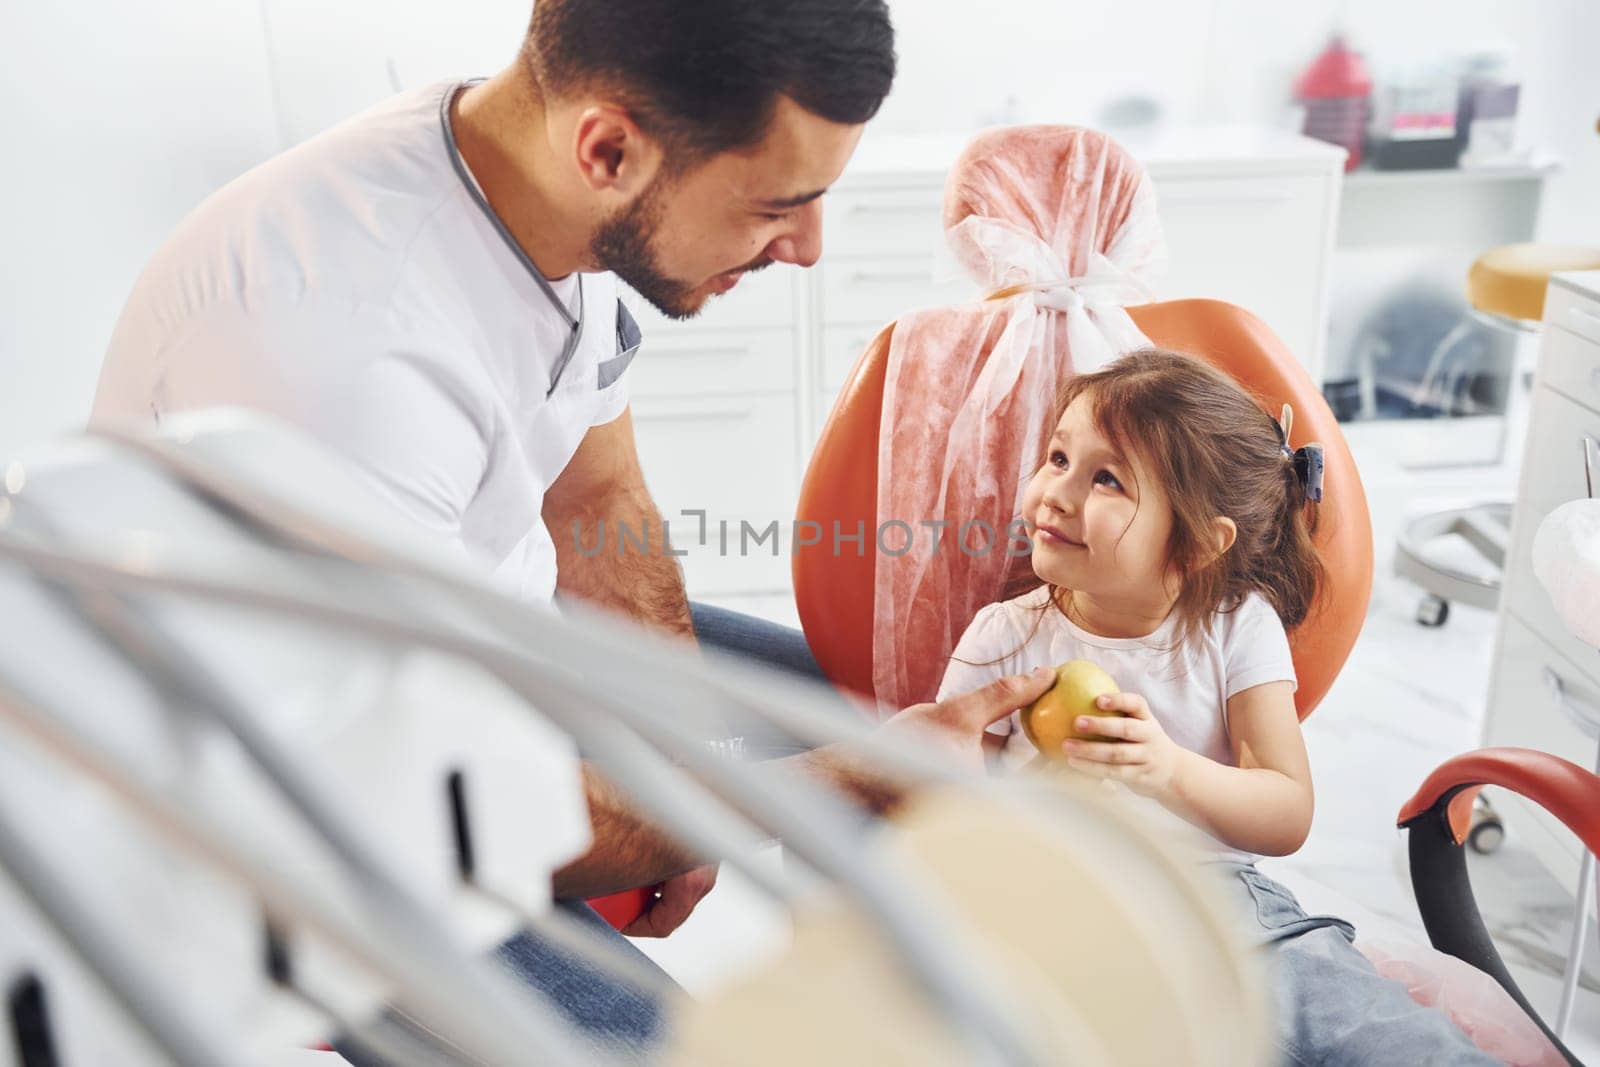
{"left": 1053, "top": 348, "right": 1325, "bottom": 646}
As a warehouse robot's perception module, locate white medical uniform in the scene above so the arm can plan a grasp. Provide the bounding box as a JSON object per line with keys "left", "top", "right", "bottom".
{"left": 91, "top": 80, "right": 638, "bottom": 883}
{"left": 93, "top": 79, "right": 639, "bottom": 606}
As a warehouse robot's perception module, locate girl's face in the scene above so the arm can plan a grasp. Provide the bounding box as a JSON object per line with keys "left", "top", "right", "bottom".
{"left": 1021, "top": 395, "right": 1176, "bottom": 607}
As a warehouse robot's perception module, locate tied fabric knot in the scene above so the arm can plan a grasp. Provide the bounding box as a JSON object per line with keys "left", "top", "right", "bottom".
{"left": 955, "top": 216, "right": 1157, "bottom": 315}
{"left": 1008, "top": 268, "right": 1156, "bottom": 315}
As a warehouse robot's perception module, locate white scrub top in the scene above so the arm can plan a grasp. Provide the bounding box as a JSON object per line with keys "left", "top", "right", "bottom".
{"left": 93, "top": 80, "right": 639, "bottom": 606}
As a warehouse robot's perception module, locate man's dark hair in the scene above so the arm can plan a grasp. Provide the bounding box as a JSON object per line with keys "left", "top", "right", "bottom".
{"left": 524, "top": 0, "right": 896, "bottom": 163}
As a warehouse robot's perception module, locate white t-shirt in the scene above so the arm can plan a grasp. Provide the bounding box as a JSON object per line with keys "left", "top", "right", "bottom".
{"left": 92, "top": 80, "right": 637, "bottom": 606}
{"left": 937, "top": 586, "right": 1298, "bottom": 863}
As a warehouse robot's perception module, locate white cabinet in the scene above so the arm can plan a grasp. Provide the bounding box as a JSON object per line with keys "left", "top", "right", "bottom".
{"left": 1483, "top": 617, "right": 1600, "bottom": 887}
{"left": 1539, "top": 283, "right": 1600, "bottom": 408}
{"left": 1151, "top": 172, "right": 1336, "bottom": 377}
{"left": 626, "top": 127, "right": 1345, "bottom": 610}
{"left": 631, "top": 393, "right": 801, "bottom": 599}
{"left": 1483, "top": 270, "right": 1600, "bottom": 889}
{"left": 622, "top": 327, "right": 798, "bottom": 400}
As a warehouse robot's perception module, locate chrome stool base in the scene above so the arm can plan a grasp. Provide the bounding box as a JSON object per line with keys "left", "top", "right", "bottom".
{"left": 1393, "top": 502, "right": 1512, "bottom": 624}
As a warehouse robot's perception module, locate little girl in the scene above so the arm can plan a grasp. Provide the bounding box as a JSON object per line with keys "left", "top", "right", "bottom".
{"left": 938, "top": 349, "right": 1496, "bottom": 1065}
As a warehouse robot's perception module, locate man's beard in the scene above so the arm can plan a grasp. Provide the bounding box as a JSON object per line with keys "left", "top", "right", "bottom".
{"left": 591, "top": 179, "right": 773, "bottom": 321}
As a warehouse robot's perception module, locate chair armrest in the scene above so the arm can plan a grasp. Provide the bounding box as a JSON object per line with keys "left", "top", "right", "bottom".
{"left": 1397, "top": 746, "right": 1600, "bottom": 1066}
{"left": 1397, "top": 746, "right": 1600, "bottom": 853}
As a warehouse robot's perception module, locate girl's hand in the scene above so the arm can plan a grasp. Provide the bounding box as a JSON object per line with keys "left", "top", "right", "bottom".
{"left": 1061, "top": 693, "right": 1183, "bottom": 801}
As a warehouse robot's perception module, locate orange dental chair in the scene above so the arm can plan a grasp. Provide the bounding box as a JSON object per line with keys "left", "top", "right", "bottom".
{"left": 793, "top": 298, "right": 1373, "bottom": 721}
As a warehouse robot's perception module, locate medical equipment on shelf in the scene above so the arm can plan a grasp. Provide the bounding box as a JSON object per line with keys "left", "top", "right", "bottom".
{"left": 0, "top": 411, "right": 1272, "bottom": 1066}
{"left": 1294, "top": 35, "right": 1372, "bottom": 172}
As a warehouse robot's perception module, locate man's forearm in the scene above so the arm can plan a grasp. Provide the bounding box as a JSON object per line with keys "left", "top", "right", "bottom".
{"left": 784, "top": 743, "right": 905, "bottom": 816}
{"left": 545, "top": 484, "right": 694, "bottom": 639}
{"left": 553, "top": 744, "right": 903, "bottom": 899}
{"left": 552, "top": 765, "right": 703, "bottom": 898}
{"left": 550, "top": 662, "right": 1052, "bottom": 900}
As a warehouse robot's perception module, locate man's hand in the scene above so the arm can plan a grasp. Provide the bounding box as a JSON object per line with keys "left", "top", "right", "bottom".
{"left": 803, "top": 667, "right": 1059, "bottom": 811}
{"left": 557, "top": 671, "right": 1056, "bottom": 902}
{"left": 878, "top": 667, "right": 1057, "bottom": 774}
{"left": 619, "top": 864, "right": 720, "bottom": 938}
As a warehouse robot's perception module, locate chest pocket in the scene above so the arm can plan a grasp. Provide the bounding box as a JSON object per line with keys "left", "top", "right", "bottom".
{"left": 596, "top": 301, "right": 642, "bottom": 389}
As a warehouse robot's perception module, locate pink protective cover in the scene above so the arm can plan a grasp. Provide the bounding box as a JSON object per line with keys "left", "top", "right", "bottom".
{"left": 1360, "top": 939, "right": 1565, "bottom": 1066}
{"left": 871, "top": 126, "right": 1165, "bottom": 711}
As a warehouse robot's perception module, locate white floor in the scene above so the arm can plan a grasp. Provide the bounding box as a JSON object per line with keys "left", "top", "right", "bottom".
{"left": 638, "top": 429, "right": 1600, "bottom": 1060}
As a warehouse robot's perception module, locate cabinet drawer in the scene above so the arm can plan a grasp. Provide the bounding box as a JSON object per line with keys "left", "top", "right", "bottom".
{"left": 1483, "top": 615, "right": 1600, "bottom": 888}
{"left": 809, "top": 326, "right": 884, "bottom": 449}
{"left": 1504, "top": 387, "right": 1600, "bottom": 681}
{"left": 1546, "top": 282, "right": 1600, "bottom": 347}
{"left": 619, "top": 263, "right": 800, "bottom": 333}
{"left": 818, "top": 258, "right": 977, "bottom": 328}
{"left": 630, "top": 394, "right": 799, "bottom": 596}
{"left": 823, "top": 188, "right": 945, "bottom": 258}
{"left": 821, "top": 325, "right": 885, "bottom": 392}
{"left": 627, "top": 328, "right": 796, "bottom": 399}
{"left": 1534, "top": 319, "right": 1600, "bottom": 416}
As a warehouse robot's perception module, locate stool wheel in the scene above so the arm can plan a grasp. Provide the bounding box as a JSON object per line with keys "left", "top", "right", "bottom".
{"left": 1416, "top": 595, "right": 1451, "bottom": 628}
{"left": 1467, "top": 794, "right": 1504, "bottom": 855}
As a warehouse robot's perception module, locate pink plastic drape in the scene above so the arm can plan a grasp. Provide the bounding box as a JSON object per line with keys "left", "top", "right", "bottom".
{"left": 871, "top": 126, "right": 1166, "bottom": 711}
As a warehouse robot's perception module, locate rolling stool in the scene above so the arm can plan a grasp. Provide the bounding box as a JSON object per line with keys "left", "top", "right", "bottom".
{"left": 1395, "top": 243, "right": 1600, "bottom": 627}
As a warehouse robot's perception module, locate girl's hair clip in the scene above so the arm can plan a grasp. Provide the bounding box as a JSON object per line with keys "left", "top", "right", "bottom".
{"left": 1276, "top": 403, "right": 1325, "bottom": 504}
{"left": 1295, "top": 443, "right": 1325, "bottom": 504}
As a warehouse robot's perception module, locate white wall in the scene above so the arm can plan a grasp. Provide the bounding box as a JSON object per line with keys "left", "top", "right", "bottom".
{"left": 2, "top": 0, "right": 1594, "bottom": 460}
{"left": 0, "top": 2, "right": 280, "bottom": 459}
{"left": 256, "top": 0, "right": 529, "bottom": 147}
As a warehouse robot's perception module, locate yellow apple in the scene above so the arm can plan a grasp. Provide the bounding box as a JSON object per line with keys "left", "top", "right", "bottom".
{"left": 1020, "top": 660, "right": 1123, "bottom": 759}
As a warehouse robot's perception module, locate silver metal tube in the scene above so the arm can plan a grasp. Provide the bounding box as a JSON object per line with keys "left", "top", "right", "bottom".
{"left": 0, "top": 665, "right": 600, "bottom": 1067}
{"left": 1554, "top": 737, "right": 1600, "bottom": 1040}
{"left": 0, "top": 522, "right": 1043, "bottom": 1065}
{"left": 0, "top": 796, "right": 242, "bottom": 1067}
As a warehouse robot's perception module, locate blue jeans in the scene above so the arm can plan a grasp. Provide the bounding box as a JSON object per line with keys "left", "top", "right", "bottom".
{"left": 334, "top": 901, "right": 672, "bottom": 1065}
{"left": 491, "top": 900, "right": 673, "bottom": 1061}
{"left": 689, "top": 600, "right": 844, "bottom": 759}
{"left": 1211, "top": 862, "right": 1500, "bottom": 1066}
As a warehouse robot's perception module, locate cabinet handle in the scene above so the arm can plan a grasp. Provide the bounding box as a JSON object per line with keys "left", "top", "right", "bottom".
{"left": 849, "top": 269, "right": 933, "bottom": 284}
{"left": 650, "top": 346, "right": 752, "bottom": 361}
{"left": 1585, "top": 434, "right": 1599, "bottom": 499}
{"left": 845, "top": 202, "right": 939, "bottom": 216}
{"left": 634, "top": 401, "right": 758, "bottom": 423}
{"left": 1542, "top": 667, "right": 1600, "bottom": 735}
{"left": 1155, "top": 188, "right": 1296, "bottom": 206}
